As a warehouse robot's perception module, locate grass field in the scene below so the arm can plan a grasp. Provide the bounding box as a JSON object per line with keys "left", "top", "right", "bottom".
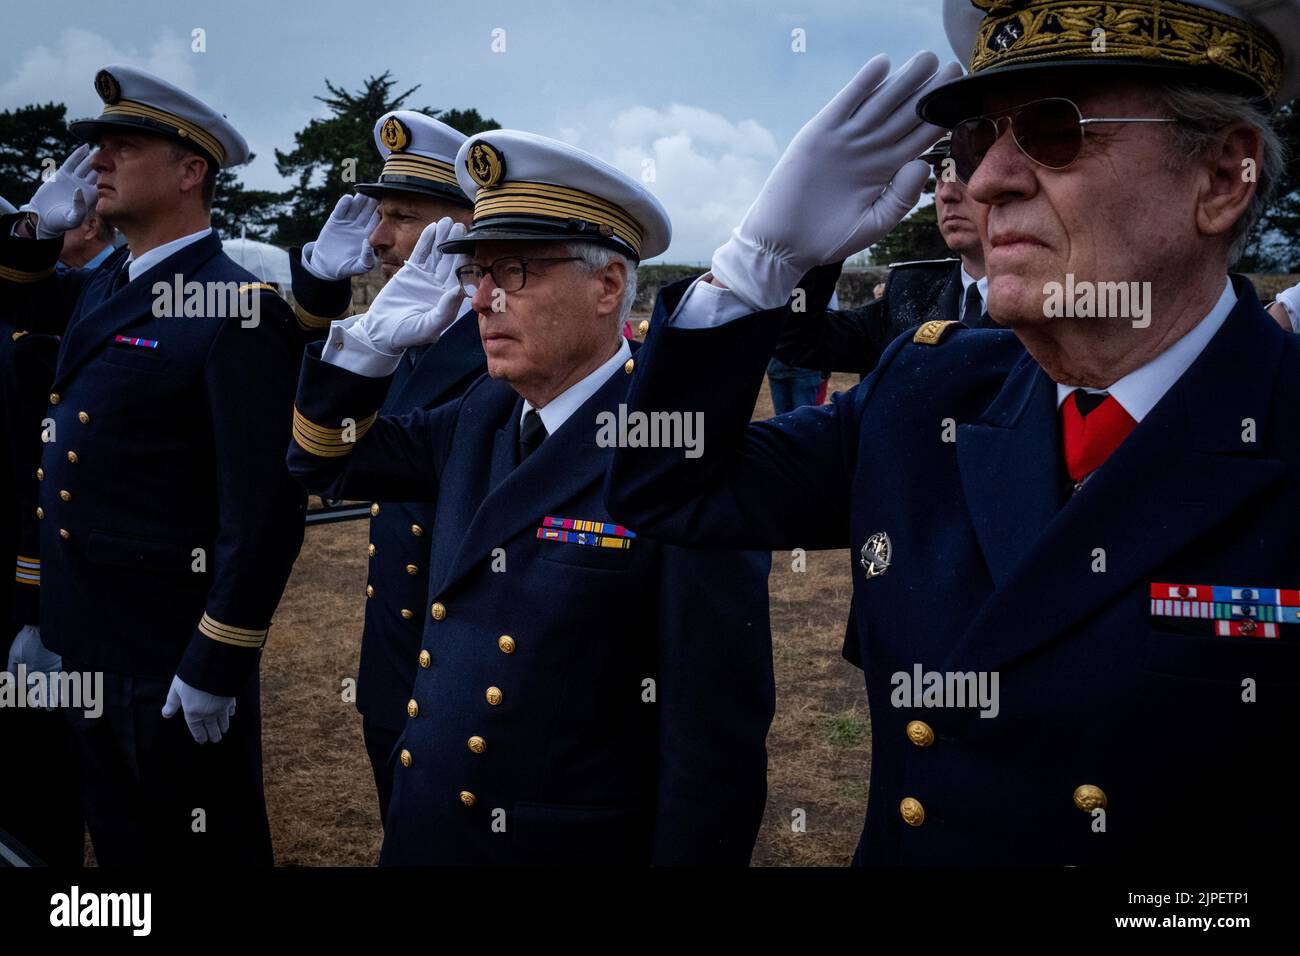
{"left": 260, "top": 366, "right": 867, "bottom": 866}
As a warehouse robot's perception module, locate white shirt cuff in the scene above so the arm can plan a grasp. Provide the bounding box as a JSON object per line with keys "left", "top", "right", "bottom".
{"left": 669, "top": 275, "right": 754, "bottom": 329}
{"left": 321, "top": 314, "right": 403, "bottom": 377}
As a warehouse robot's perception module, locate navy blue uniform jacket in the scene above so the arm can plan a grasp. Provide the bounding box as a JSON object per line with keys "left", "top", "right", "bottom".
{"left": 606, "top": 275, "right": 1300, "bottom": 865}
{"left": 0, "top": 221, "right": 306, "bottom": 695}
{"left": 288, "top": 343, "right": 775, "bottom": 865}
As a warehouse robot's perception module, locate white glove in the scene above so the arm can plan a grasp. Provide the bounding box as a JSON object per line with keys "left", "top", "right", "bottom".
{"left": 712, "top": 52, "right": 962, "bottom": 311}
{"left": 343, "top": 217, "right": 469, "bottom": 356}
{"left": 6, "top": 625, "right": 62, "bottom": 709}
{"left": 162, "top": 675, "right": 237, "bottom": 744}
{"left": 0, "top": 195, "right": 15, "bottom": 215}
{"left": 302, "top": 194, "right": 380, "bottom": 280}
{"left": 1273, "top": 282, "right": 1300, "bottom": 334}
{"left": 21, "top": 144, "right": 99, "bottom": 240}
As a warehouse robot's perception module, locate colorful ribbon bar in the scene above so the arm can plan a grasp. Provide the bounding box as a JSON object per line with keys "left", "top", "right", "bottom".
{"left": 114, "top": 335, "right": 159, "bottom": 349}
{"left": 541, "top": 515, "right": 635, "bottom": 539}
{"left": 536, "top": 527, "right": 632, "bottom": 550}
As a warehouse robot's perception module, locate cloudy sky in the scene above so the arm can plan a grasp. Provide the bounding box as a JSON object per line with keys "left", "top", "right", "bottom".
{"left": 0, "top": 0, "right": 955, "bottom": 262}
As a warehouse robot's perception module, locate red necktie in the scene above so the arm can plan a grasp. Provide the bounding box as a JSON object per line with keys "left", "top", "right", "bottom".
{"left": 1061, "top": 390, "right": 1136, "bottom": 482}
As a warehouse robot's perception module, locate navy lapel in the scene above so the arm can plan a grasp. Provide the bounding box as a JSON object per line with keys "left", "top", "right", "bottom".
{"left": 948, "top": 280, "right": 1288, "bottom": 673}
{"left": 938, "top": 262, "right": 963, "bottom": 320}
{"left": 388, "top": 308, "right": 485, "bottom": 412}
{"left": 53, "top": 231, "right": 225, "bottom": 388}
{"left": 437, "top": 362, "right": 628, "bottom": 594}
{"left": 955, "top": 351, "right": 1061, "bottom": 589}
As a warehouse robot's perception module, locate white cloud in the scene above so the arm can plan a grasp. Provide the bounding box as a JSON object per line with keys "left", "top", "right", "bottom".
{"left": 555, "top": 103, "right": 781, "bottom": 264}
{"left": 0, "top": 28, "right": 197, "bottom": 122}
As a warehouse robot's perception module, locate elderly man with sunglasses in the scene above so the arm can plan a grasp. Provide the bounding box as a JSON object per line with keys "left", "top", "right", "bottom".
{"left": 287, "top": 131, "right": 775, "bottom": 865}
{"left": 606, "top": 0, "right": 1300, "bottom": 865}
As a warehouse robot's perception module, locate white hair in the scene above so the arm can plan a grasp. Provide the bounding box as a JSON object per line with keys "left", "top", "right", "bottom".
{"left": 565, "top": 242, "right": 638, "bottom": 325}
{"left": 1151, "top": 83, "right": 1285, "bottom": 266}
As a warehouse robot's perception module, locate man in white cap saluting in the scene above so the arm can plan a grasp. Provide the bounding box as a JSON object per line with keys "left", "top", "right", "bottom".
{"left": 287, "top": 110, "right": 487, "bottom": 831}
{"left": 606, "top": 0, "right": 1300, "bottom": 866}
{"left": 288, "top": 130, "right": 775, "bottom": 865}
{"left": 0, "top": 65, "right": 306, "bottom": 865}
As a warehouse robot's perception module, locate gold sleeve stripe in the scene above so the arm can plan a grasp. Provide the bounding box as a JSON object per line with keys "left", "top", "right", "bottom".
{"left": 0, "top": 264, "right": 56, "bottom": 284}
{"left": 237, "top": 282, "right": 278, "bottom": 296}
{"left": 382, "top": 154, "right": 460, "bottom": 188}
{"left": 292, "top": 407, "right": 377, "bottom": 458}
{"left": 103, "top": 100, "right": 226, "bottom": 165}
{"left": 15, "top": 555, "right": 39, "bottom": 586}
{"left": 293, "top": 300, "right": 345, "bottom": 331}
{"left": 198, "top": 612, "right": 268, "bottom": 648}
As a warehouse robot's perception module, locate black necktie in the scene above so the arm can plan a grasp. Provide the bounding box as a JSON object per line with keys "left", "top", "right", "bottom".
{"left": 517, "top": 408, "right": 547, "bottom": 465}
{"left": 1072, "top": 388, "right": 1109, "bottom": 417}
{"left": 962, "top": 282, "right": 983, "bottom": 325}
{"left": 112, "top": 261, "right": 131, "bottom": 292}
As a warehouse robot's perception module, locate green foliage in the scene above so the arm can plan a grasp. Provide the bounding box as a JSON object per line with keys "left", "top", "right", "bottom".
{"left": 1239, "top": 101, "right": 1300, "bottom": 272}
{"left": 268, "top": 72, "right": 499, "bottom": 248}
{"left": 0, "top": 103, "right": 82, "bottom": 208}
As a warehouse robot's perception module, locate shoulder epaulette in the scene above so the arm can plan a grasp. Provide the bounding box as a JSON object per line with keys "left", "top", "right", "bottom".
{"left": 913, "top": 319, "right": 964, "bottom": 345}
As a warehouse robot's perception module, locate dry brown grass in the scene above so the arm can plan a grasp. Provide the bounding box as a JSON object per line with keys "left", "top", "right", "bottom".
{"left": 261, "top": 365, "right": 869, "bottom": 866}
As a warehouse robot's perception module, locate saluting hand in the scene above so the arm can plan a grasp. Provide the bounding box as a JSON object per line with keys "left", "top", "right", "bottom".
{"left": 302, "top": 194, "right": 380, "bottom": 280}
{"left": 347, "top": 217, "right": 468, "bottom": 354}
{"left": 21, "top": 144, "right": 99, "bottom": 240}
{"left": 712, "top": 52, "right": 962, "bottom": 311}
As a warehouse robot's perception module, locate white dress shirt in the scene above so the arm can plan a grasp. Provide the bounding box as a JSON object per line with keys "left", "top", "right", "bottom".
{"left": 1054, "top": 277, "right": 1235, "bottom": 423}
{"left": 521, "top": 338, "right": 631, "bottom": 435}
{"left": 125, "top": 227, "right": 212, "bottom": 281}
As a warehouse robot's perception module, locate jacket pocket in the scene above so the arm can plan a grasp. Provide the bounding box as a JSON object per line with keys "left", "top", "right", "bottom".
{"left": 511, "top": 801, "right": 649, "bottom": 865}
{"left": 100, "top": 346, "right": 169, "bottom": 373}
{"left": 85, "top": 529, "right": 197, "bottom": 575}
{"left": 1143, "top": 628, "right": 1300, "bottom": 683}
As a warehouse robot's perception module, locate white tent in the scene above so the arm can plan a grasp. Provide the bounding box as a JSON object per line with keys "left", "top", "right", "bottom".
{"left": 222, "top": 236, "right": 292, "bottom": 288}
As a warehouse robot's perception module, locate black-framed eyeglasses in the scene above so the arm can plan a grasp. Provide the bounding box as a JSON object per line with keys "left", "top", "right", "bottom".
{"left": 454, "top": 256, "right": 582, "bottom": 296}
{"left": 950, "top": 97, "right": 1179, "bottom": 183}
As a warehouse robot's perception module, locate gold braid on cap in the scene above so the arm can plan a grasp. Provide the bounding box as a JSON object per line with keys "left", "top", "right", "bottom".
{"left": 969, "top": 0, "right": 1281, "bottom": 102}
{"left": 472, "top": 180, "right": 645, "bottom": 256}
{"left": 380, "top": 152, "right": 460, "bottom": 189}
{"left": 101, "top": 99, "right": 227, "bottom": 165}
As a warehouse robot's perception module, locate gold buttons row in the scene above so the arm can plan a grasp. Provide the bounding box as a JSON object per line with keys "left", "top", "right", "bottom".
{"left": 896, "top": 788, "right": 1109, "bottom": 828}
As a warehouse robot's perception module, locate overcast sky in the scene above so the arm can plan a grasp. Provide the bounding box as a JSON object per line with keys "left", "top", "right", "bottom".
{"left": 0, "top": 0, "right": 955, "bottom": 262}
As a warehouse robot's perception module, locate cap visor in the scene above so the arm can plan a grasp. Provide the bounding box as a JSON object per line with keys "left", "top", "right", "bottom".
{"left": 354, "top": 179, "right": 471, "bottom": 205}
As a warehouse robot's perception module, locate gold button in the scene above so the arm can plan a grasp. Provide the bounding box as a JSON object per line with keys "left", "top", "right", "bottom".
{"left": 498, "top": 634, "right": 516, "bottom": 654}
{"left": 78, "top": 411, "right": 90, "bottom": 424}
{"left": 366, "top": 585, "right": 374, "bottom": 598}
{"left": 900, "top": 797, "right": 925, "bottom": 827}
{"left": 405, "top": 563, "right": 418, "bottom": 575}
{"left": 400, "top": 608, "right": 414, "bottom": 620}
{"left": 49, "top": 392, "right": 59, "bottom": 405}
{"left": 370, "top": 503, "right": 379, "bottom": 516}
{"left": 35, "top": 468, "right": 43, "bottom": 480}
{"left": 459, "top": 790, "right": 477, "bottom": 807}
{"left": 406, "top": 699, "right": 419, "bottom": 718}
{"left": 58, "top": 490, "right": 71, "bottom": 502}
{"left": 66, "top": 451, "right": 78, "bottom": 464}
{"left": 485, "top": 686, "right": 503, "bottom": 706}
{"left": 418, "top": 649, "right": 431, "bottom": 669}
{"left": 59, "top": 529, "right": 70, "bottom": 541}
{"left": 906, "top": 720, "right": 935, "bottom": 748}
{"left": 399, "top": 749, "right": 412, "bottom": 768}
{"left": 367, "top": 543, "right": 376, "bottom": 557}
{"left": 35, "top": 507, "right": 44, "bottom": 519}
{"left": 411, "top": 524, "right": 424, "bottom": 537}
{"left": 468, "top": 736, "right": 486, "bottom": 754}
{"left": 430, "top": 601, "right": 446, "bottom": 621}
{"left": 637, "top": 319, "right": 649, "bottom": 336}
{"left": 1073, "top": 784, "right": 1108, "bottom": 813}
{"left": 624, "top": 358, "right": 635, "bottom": 374}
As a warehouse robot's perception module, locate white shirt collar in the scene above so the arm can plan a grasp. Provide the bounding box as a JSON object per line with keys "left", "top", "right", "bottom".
{"left": 521, "top": 338, "right": 631, "bottom": 435}
{"left": 126, "top": 227, "right": 213, "bottom": 281}
{"left": 959, "top": 264, "right": 988, "bottom": 320}
{"left": 1054, "top": 277, "right": 1235, "bottom": 423}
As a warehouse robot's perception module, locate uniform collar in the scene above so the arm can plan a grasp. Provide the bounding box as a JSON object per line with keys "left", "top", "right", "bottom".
{"left": 126, "top": 226, "right": 213, "bottom": 281}
{"left": 521, "top": 337, "right": 631, "bottom": 435}
{"left": 959, "top": 263, "right": 987, "bottom": 315}
{"left": 1054, "top": 277, "right": 1235, "bottom": 423}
